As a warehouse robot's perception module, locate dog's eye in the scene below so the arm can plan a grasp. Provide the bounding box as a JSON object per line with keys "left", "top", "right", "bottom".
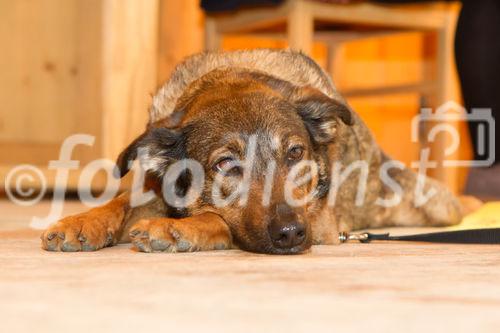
{"left": 287, "top": 146, "right": 304, "bottom": 161}
{"left": 213, "top": 157, "right": 242, "bottom": 176}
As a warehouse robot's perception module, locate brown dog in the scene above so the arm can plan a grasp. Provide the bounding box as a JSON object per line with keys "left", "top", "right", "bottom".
{"left": 41, "top": 49, "right": 463, "bottom": 254}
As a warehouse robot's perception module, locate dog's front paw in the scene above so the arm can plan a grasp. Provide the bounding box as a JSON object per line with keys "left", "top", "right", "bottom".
{"left": 40, "top": 202, "right": 128, "bottom": 252}
{"left": 41, "top": 215, "right": 114, "bottom": 252}
{"left": 129, "top": 216, "right": 231, "bottom": 253}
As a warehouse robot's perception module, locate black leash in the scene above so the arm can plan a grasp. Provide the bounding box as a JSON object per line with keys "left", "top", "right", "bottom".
{"left": 339, "top": 228, "right": 500, "bottom": 244}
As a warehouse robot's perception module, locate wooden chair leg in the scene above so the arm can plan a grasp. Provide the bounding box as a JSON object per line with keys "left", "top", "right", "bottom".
{"left": 327, "top": 43, "right": 346, "bottom": 81}
{"left": 287, "top": 0, "right": 313, "bottom": 54}
{"left": 205, "top": 17, "right": 221, "bottom": 51}
{"left": 429, "top": 12, "right": 462, "bottom": 194}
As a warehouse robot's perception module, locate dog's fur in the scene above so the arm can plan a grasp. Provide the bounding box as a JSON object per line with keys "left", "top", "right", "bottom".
{"left": 41, "top": 49, "right": 463, "bottom": 254}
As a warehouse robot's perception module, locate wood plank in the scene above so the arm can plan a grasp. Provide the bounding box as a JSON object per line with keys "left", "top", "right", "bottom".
{"left": 0, "top": 0, "right": 105, "bottom": 191}
{"left": 341, "top": 82, "right": 436, "bottom": 98}
{"left": 100, "top": 0, "right": 160, "bottom": 161}
{"left": 72, "top": 0, "right": 106, "bottom": 161}
{"left": 205, "top": 17, "right": 221, "bottom": 51}
{"left": 208, "top": 1, "right": 291, "bottom": 34}
{"left": 287, "top": 0, "right": 314, "bottom": 54}
{"left": 159, "top": 0, "right": 205, "bottom": 82}
{"left": 309, "top": 1, "right": 449, "bottom": 30}
{"left": 0, "top": 0, "right": 80, "bottom": 143}
{"left": 0, "top": 143, "right": 61, "bottom": 165}
{"left": 0, "top": 165, "right": 111, "bottom": 192}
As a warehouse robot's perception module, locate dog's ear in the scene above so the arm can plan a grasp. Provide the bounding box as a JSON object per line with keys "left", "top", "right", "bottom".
{"left": 292, "top": 87, "right": 354, "bottom": 144}
{"left": 116, "top": 126, "right": 187, "bottom": 178}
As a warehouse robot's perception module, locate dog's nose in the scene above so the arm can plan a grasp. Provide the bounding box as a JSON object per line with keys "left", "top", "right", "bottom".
{"left": 268, "top": 221, "right": 306, "bottom": 249}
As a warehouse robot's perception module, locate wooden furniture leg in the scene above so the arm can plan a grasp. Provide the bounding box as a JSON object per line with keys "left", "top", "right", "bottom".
{"left": 287, "top": 0, "right": 313, "bottom": 54}
{"left": 430, "top": 11, "right": 462, "bottom": 194}
{"left": 205, "top": 17, "right": 221, "bottom": 51}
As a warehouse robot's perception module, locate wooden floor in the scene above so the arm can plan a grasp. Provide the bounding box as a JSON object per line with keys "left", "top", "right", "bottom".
{"left": 1, "top": 200, "right": 500, "bottom": 332}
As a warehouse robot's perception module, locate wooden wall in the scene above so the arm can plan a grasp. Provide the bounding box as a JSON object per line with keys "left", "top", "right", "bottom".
{"left": 100, "top": 0, "right": 159, "bottom": 160}
{"left": 0, "top": 0, "right": 102, "bottom": 165}
{"left": 0, "top": 0, "right": 160, "bottom": 189}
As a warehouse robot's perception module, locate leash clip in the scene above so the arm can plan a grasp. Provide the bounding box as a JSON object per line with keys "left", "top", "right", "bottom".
{"left": 339, "top": 232, "right": 370, "bottom": 243}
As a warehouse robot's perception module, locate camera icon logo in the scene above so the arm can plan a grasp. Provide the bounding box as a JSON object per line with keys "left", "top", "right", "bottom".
{"left": 411, "top": 101, "right": 495, "bottom": 167}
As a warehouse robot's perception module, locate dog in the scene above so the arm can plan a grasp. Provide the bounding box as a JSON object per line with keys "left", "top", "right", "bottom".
{"left": 41, "top": 49, "right": 464, "bottom": 254}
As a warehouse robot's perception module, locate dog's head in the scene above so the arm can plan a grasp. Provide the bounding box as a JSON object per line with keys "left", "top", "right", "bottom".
{"left": 117, "top": 69, "right": 354, "bottom": 254}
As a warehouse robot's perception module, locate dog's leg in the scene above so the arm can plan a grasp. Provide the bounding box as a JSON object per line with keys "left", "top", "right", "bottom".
{"left": 40, "top": 192, "right": 166, "bottom": 252}
{"left": 129, "top": 213, "right": 232, "bottom": 253}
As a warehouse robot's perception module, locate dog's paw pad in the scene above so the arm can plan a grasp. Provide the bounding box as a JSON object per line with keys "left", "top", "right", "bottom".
{"left": 81, "top": 243, "right": 97, "bottom": 252}
{"left": 170, "top": 229, "right": 197, "bottom": 252}
{"left": 61, "top": 242, "right": 80, "bottom": 252}
{"left": 150, "top": 238, "right": 172, "bottom": 252}
{"left": 214, "top": 243, "right": 228, "bottom": 250}
{"left": 176, "top": 239, "right": 193, "bottom": 252}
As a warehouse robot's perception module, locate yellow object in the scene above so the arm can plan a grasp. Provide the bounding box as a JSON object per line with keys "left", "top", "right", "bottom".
{"left": 450, "top": 202, "right": 500, "bottom": 230}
